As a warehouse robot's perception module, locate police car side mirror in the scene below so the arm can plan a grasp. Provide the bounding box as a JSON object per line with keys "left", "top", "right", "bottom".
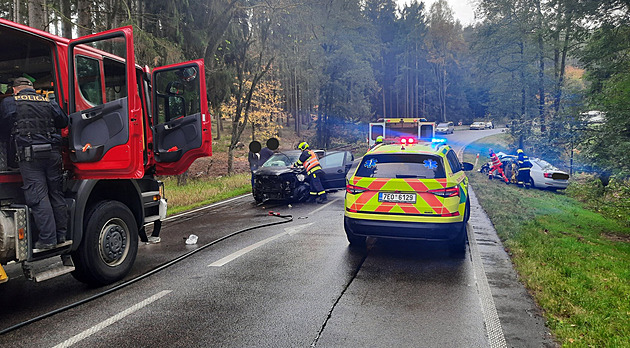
{"left": 462, "top": 162, "right": 474, "bottom": 171}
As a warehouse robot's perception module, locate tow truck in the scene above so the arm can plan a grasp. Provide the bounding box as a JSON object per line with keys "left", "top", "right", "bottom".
{"left": 368, "top": 118, "right": 435, "bottom": 147}
{"left": 0, "top": 19, "right": 212, "bottom": 285}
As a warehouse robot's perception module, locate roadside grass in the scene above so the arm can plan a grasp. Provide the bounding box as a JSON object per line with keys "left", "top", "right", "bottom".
{"left": 464, "top": 137, "right": 630, "bottom": 347}
{"left": 162, "top": 173, "right": 250, "bottom": 215}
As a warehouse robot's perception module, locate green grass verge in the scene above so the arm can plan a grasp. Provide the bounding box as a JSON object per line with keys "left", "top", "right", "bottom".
{"left": 464, "top": 137, "right": 630, "bottom": 347}
{"left": 162, "top": 173, "right": 251, "bottom": 216}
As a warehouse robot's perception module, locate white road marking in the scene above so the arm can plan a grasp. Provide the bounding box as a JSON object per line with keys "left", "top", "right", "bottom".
{"left": 284, "top": 222, "right": 314, "bottom": 235}
{"left": 308, "top": 198, "right": 339, "bottom": 215}
{"left": 52, "top": 290, "right": 172, "bottom": 348}
{"left": 208, "top": 233, "right": 285, "bottom": 267}
{"left": 467, "top": 222, "right": 508, "bottom": 348}
{"left": 209, "top": 220, "right": 317, "bottom": 267}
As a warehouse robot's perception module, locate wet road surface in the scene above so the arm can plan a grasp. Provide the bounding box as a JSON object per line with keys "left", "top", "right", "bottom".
{"left": 1, "top": 129, "right": 555, "bottom": 347}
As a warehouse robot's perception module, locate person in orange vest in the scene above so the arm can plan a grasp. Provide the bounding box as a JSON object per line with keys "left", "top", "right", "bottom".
{"left": 294, "top": 142, "right": 327, "bottom": 203}
{"left": 488, "top": 149, "right": 509, "bottom": 183}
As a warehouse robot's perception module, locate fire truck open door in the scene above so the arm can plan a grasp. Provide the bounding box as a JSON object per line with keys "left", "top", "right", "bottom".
{"left": 152, "top": 60, "right": 212, "bottom": 176}
{"left": 67, "top": 26, "right": 144, "bottom": 179}
{"left": 368, "top": 122, "right": 384, "bottom": 147}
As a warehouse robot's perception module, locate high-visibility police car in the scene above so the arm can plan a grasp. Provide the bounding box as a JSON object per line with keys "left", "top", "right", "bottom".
{"left": 344, "top": 138, "right": 474, "bottom": 254}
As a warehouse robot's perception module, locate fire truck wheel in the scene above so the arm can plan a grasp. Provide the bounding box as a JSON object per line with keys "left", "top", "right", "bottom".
{"left": 71, "top": 200, "right": 138, "bottom": 286}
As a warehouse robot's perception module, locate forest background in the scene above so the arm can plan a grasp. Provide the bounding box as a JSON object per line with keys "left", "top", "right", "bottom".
{"left": 2, "top": 0, "right": 629, "bottom": 182}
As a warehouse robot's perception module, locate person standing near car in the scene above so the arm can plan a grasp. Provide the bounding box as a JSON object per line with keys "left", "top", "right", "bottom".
{"left": 260, "top": 137, "right": 278, "bottom": 165}
{"left": 516, "top": 149, "right": 532, "bottom": 188}
{"left": 294, "top": 141, "right": 327, "bottom": 203}
{"left": 0, "top": 77, "right": 68, "bottom": 250}
{"left": 248, "top": 137, "right": 279, "bottom": 191}
{"left": 488, "top": 149, "right": 509, "bottom": 183}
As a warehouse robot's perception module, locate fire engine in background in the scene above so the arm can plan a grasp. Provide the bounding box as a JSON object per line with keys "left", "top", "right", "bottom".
{"left": 368, "top": 118, "right": 435, "bottom": 147}
{"left": 0, "top": 19, "right": 212, "bottom": 285}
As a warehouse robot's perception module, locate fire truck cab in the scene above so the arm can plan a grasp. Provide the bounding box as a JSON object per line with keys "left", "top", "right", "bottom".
{"left": 368, "top": 118, "right": 435, "bottom": 148}
{"left": 0, "top": 19, "right": 212, "bottom": 285}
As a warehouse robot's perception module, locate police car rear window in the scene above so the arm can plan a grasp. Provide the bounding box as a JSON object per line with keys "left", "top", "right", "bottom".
{"left": 356, "top": 154, "right": 446, "bottom": 179}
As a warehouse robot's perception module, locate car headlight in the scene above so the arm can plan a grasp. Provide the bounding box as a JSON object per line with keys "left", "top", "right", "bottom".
{"left": 296, "top": 174, "right": 305, "bottom": 182}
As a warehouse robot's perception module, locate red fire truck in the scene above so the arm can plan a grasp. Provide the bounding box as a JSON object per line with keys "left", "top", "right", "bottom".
{"left": 0, "top": 19, "right": 212, "bottom": 285}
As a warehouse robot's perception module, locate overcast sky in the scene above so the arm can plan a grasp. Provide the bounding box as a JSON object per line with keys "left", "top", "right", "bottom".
{"left": 395, "top": 0, "right": 476, "bottom": 26}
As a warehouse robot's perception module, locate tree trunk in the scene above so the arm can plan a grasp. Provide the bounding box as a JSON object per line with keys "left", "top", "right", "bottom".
{"left": 13, "top": 0, "right": 20, "bottom": 23}
{"left": 61, "top": 0, "right": 73, "bottom": 38}
{"left": 28, "top": 0, "right": 47, "bottom": 30}
{"left": 535, "top": 0, "right": 546, "bottom": 132}
{"left": 77, "top": 0, "right": 91, "bottom": 37}
{"left": 214, "top": 106, "right": 221, "bottom": 140}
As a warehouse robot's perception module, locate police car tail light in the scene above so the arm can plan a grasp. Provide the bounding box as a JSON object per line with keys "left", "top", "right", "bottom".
{"left": 346, "top": 184, "right": 368, "bottom": 195}
{"left": 428, "top": 186, "right": 459, "bottom": 198}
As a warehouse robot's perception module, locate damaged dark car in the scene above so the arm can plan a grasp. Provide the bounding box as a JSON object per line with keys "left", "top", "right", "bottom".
{"left": 252, "top": 150, "right": 354, "bottom": 203}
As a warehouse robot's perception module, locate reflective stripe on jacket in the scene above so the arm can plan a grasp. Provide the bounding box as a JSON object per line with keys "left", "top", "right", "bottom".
{"left": 297, "top": 149, "right": 322, "bottom": 175}
{"left": 491, "top": 153, "right": 502, "bottom": 167}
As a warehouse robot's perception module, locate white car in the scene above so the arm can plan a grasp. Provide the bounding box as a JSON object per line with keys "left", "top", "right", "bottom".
{"left": 482, "top": 153, "right": 569, "bottom": 190}
{"left": 486, "top": 121, "right": 494, "bottom": 129}
{"left": 470, "top": 122, "right": 486, "bottom": 130}
{"left": 529, "top": 158, "right": 569, "bottom": 190}
{"left": 436, "top": 121, "right": 454, "bottom": 134}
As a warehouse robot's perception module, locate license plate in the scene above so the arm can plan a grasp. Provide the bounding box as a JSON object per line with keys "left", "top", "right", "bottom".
{"left": 378, "top": 192, "right": 416, "bottom": 203}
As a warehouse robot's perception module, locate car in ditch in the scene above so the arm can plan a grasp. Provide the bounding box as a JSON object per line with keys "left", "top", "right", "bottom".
{"left": 252, "top": 150, "right": 354, "bottom": 203}
{"left": 480, "top": 152, "right": 569, "bottom": 190}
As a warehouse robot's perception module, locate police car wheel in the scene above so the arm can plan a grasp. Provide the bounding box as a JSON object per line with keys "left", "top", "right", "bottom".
{"left": 448, "top": 224, "right": 467, "bottom": 257}
{"left": 71, "top": 200, "right": 138, "bottom": 286}
{"left": 344, "top": 221, "right": 366, "bottom": 248}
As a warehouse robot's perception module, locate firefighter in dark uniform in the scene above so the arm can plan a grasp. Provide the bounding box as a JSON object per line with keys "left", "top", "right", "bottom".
{"left": 516, "top": 148, "right": 532, "bottom": 188}
{"left": 0, "top": 77, "right": 69, "bottom": 250}
{"left": 294, "top": 142, "right": 327, "bottom": 203}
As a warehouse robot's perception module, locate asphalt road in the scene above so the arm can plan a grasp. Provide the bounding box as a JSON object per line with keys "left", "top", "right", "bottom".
{"left": 0, "top": 128, "right": 556, "bottom": 347}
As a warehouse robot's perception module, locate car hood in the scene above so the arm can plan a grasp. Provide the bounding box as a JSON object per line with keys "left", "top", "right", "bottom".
{"left": 254, "top": 166, "right": 296, "bottom": 176}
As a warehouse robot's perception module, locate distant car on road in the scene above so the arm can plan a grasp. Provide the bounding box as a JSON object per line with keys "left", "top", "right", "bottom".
{"left": 485, "top": 121, "right": 494, "bottom": 129}
{"left": 470, "top": 122, "right": 486, "bottom": 130}
{"left": 436, "top": 122, "right": 455, "bottom": 134}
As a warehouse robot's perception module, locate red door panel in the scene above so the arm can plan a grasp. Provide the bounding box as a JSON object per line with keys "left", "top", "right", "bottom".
{"left": 67, "top": 26, "right": 144, "bottom": 179}
{"left": 152, "top": 60, "right": 212, "bottom": 176}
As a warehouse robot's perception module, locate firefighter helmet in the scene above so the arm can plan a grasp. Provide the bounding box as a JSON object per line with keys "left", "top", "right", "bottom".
{"left": 517, "top": 149, "right": 524, "bottom": 154}
{"left": 375, "top": 136, "right": 384, "bottom": 144}
{"left": 298, "top": 142, "right": 309, "bottom": 150}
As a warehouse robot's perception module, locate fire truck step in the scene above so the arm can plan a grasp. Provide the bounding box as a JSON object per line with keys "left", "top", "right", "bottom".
{"left": 33, "top": 240, "right": 73, "bottom": 254}
{"left": 32, "top": 255, "right": 75, "bottom": 282}
{"left": 0, "top": 264, "right": 8, "bottom": 284}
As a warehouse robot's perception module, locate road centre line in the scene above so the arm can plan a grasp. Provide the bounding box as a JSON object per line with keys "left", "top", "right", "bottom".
{"left": 208, "top": 220, "right": 317, "bottom": 267}
{"left": 52, "top": 290, "right": 172, "bottom": 348}
{"left": 208, "top": 232, "right": 286, "bottom": 267}
{"left": 308, "top": 197, "right": 339, "bottom": 216}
